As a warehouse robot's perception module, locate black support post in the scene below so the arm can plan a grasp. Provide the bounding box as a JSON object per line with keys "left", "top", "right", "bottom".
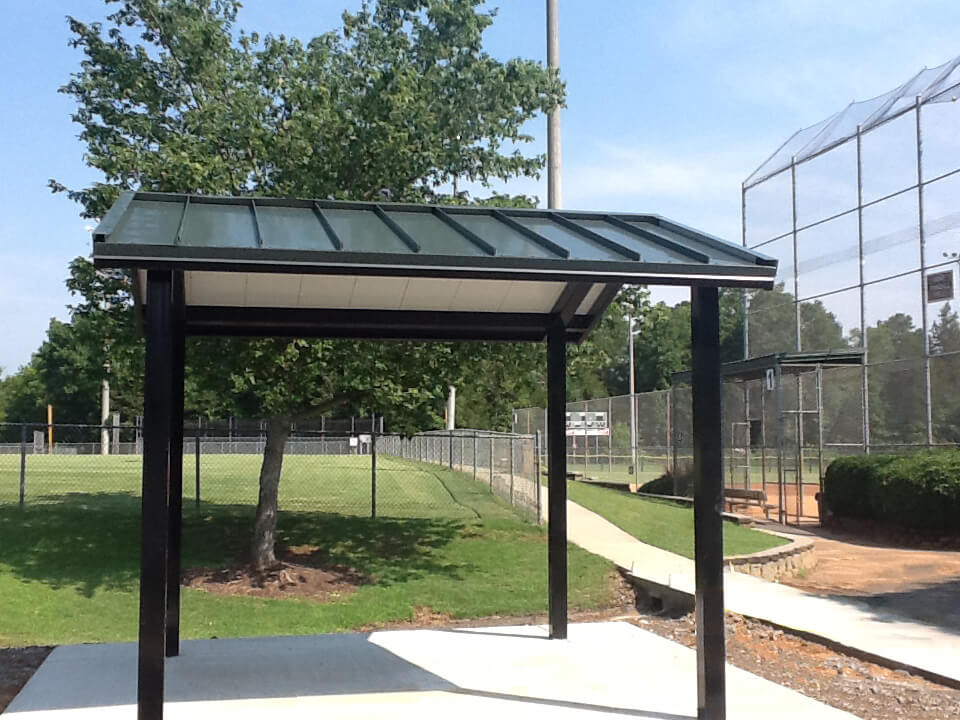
{"left": 139, "top": 270, "right": 174, "bottom": 720}
{"left": 691, "top": 285, "right": 726, "bottom": 720}
{"left": 165, "top": 272, "right": 186, "bottom": 658}
{"left": 547, "top": 318, "right": 568, "bottom": 640}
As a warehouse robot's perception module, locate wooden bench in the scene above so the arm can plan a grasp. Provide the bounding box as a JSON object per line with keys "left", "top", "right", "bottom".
{"left": 723, "top": 488, "right": 775, "bottom": 519}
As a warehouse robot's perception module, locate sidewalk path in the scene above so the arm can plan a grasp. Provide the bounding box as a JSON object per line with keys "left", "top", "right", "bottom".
{"left": 543, "top": 487, "right": 960, "bottom": 686}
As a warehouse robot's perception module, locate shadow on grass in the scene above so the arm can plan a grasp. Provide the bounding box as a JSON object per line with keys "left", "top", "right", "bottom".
{"left": 0, "top": 493, "right": 469, "bottom": 598}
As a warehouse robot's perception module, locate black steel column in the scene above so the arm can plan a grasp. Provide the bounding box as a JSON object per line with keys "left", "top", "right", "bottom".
{"left": 691, "top": 285, "right": 726, "bottom": 720}
{"left": 165, "top": 272, "right": 186, "bottom": 658}
{"left": 139, "top": 270, "right": 173, "bottom": 720}
{"left": 546, "top": 318, "right": 568, "bottom": 639}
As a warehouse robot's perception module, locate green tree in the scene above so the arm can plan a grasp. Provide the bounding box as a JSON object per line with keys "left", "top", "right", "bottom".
{"left": 866, "top": 313, "right": 924, "bottom": 443}
{"left": 58, "top": 0, "right": 563, "bottom": 569}
{"left": 930, "top": 303, "right": 960, "bottom": 442}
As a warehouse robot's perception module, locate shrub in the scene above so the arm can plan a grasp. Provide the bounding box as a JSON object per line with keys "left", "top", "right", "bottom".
{"left": 823, "top": 450, "right": 960, "bottom": 534}
{"left": 639, "top": 469, "right": 694, "bottom": 497}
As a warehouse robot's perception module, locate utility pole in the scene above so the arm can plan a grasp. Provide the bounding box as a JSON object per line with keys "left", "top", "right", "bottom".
{"left": 546, "top": 0, "right": 562, "bottom": 209}
{"left": 101, "top": 361, "right": 111, "bottom": 455}
{"left": 446, "top": 385, "right": 456, "bottom": 431}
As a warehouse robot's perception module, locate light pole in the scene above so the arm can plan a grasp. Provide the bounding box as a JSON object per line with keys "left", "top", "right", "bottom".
{"left": 627, "top": 316, "right": 642, "bottom": 488}
{"left": 546, "top": 0, "right": 561, "bottom": 209}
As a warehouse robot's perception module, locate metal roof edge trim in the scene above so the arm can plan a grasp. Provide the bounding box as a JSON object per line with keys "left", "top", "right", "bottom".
{"left": 92, "top": 244, "right": 777, "bottom": 286}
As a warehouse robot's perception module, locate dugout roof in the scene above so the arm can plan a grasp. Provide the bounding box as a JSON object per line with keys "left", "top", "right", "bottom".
{"left": 92, "top": 191, "right": 777, "bottom": 343}
{"left": 671, "top": 349, "right": 866, "bottom": 385}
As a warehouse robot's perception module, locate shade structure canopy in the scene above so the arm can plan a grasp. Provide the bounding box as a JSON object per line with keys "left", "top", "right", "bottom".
{"left": 93, "top": 191, "right": 776, "bottom": 343}
{"left": 91, "top": 190, "right": 778, "bottom": 720}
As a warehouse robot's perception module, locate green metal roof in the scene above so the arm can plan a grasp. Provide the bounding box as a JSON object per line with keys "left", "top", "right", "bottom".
{"left": 92, "top": 192, "right": 777, "bottom": 342}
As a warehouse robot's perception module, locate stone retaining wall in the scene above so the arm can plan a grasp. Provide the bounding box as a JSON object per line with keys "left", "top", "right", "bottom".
{"left": 725, "top": 534, "right": 816, "bottom": 581}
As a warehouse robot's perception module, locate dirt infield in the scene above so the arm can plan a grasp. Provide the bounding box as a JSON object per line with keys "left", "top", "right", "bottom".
{"left": 725, "top": 482, "right": 821, "bottom": 522}
{"left": 782, "top": 529, "right": 960, "bottom": 631}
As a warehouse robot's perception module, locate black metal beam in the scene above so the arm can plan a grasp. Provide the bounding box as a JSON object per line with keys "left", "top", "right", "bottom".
{"left": 92, "top": 244, "right": 777, "bottom": 287}
{"left": 432, "top": 207, "right": 496, "bottom": 255}
{"left": 547, "top": 317, "right": 568, "bottom": 639}
{"left": 184, "top": 306, "right": 562, "bottom": 342}
{"left": 373, "top": 204, "right": 421, "bottom": 253}
{"left": 311, "top": 203, "right": 343, "bottom": 250}
{"left": 551, "top": 282, "right": 593, "bottom": 327}
{"left": 490, "top": 210, "right": 570, "bottom": 258}
{"left": 165, "top": 272, "right": 185, "bottom": 658}
{"left": 139, "top": 270, "right": 173, "bottom": 720}
{"left": 603, "top": 216, "right": 711, "bottom": 264}
{"left": 579, "top": 284, "right": 622, "bottom": 338}
{"left": 550, "top": 213, "right": 640, "bottom": 260}
{"left": 691, "top": 285, "right": 726, "bottom": 720}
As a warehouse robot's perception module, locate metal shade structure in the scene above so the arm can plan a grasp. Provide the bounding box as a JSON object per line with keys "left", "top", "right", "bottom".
{"left": 95, "top": 192, "right": 776, "bottom": 342}
{"left": 92, "top": 190, "right": 777, "bottom": 720}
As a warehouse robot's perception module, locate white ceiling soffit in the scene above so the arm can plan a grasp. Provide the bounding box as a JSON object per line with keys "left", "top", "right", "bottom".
{"left": 182, "top": 271, "right": 569, "bottom": 314}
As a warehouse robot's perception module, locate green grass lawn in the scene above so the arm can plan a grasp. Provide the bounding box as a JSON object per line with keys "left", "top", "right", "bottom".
{"left": 0, "top": 457, "right": 617, "bottom": 647}
{"left": 0, "top": 453, "right": 499, "bottom": 518}
{"left": 566, "top": 458, "right": 822, "bottom": 490}
{"left": 564, "top": 481, "right": 789, "bottom": 559}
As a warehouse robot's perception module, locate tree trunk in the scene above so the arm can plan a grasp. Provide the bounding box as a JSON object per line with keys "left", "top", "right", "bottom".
{"left": 251, "top": 416, "right": 291, "bottom": 570}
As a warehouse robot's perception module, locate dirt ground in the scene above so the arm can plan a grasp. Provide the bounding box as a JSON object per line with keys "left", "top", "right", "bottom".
{"left": 182, "top": 544, "right": 370, "bottom": 603}
{"left": 0, "top": 646, "right": 51, "bottom": 713}
{"left": 634, "top": 611, "right": 960, "bottom": 720}
{"left": 781, "top": 529, "right": 960, "bottom": 631}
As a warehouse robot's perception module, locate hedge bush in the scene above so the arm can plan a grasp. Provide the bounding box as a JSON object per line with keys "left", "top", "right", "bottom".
{"left": 639, "top": 469, "right": 694, "bottom": 497}
{"left": 823, "top": 451, "right": 960, "bottom": 533}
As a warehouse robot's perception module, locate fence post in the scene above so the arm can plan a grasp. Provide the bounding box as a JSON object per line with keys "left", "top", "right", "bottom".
{"left": 489, "top": 435, "right": 494, "bottom": 490}
{"left": 473, "top": 432, "right": 478, "bottom": 482}
{"left": 371, "top": 431, "right": 377, "bottom": 519}
{"left": 449, "top": 432, "right": 454, "bottom": 470}
{"left": 535, "top": 430, "right": 543, "bottom": 525}
{"left": 509, "top": 435, "right": 515, "bottom": 505}
{"left": 194, "top": 424, "right": 201, "bottom": 509}
{"left": 19, "top": 424, "right": 27, "bottom": 511}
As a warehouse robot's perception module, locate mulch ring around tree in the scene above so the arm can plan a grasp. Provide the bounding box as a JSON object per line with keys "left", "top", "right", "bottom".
{"left": 182, "top": 544, "right": 371, "bottom": 603}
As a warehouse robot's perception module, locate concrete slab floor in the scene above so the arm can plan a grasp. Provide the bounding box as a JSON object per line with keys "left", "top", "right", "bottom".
{"left": 4, "top": 622, "right": 857, "bottom": 719}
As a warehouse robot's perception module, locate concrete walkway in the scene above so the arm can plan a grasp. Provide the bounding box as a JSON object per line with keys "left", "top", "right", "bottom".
{"left": 5, "top": 622, "right": 857, "bottom": 719}
{"left": 544, "top": 487, "right": 960, "bottom": 686}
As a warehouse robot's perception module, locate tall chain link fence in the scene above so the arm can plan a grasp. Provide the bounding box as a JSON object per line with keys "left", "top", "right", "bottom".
{"left": 0, "top": 422, "right": 540, "bottom": 523}
{"left": 743, "top": 53, "right": 960, "bottom": 455}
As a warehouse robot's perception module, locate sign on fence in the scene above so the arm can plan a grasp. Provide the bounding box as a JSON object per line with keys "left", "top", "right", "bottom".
{"left": 565, "top": 411, "right": 609, "bottom": 436}
{"left": 927, "top": 270, "right": 954, "bottom": 302}
{"left": 33, "top": 431, "right": 44, "bottom": 454}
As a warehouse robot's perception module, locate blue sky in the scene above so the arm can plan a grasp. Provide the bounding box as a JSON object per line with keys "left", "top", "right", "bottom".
{"left": 2, "top": 0, "right": 960, "bottom": 374}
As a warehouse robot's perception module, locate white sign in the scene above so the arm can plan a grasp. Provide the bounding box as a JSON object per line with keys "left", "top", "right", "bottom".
{"left": 349, "top": 436, "right": 359, "bottom": 447}
{"left": 358, "top": 434, "right": 372, "bottom": 444}
{"left": 565, "top": 411, "right": 610, "bottom": 436}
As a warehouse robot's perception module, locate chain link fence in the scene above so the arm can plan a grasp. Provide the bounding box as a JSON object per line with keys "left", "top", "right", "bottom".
{"left": 743, "top": 53, "right": 960, "bottom": 454}
{"left": 514, "top": 363, "right": 866, "bottom": 525}
{"left": 0, "top": 422, "right": 540, "bottom": 523}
